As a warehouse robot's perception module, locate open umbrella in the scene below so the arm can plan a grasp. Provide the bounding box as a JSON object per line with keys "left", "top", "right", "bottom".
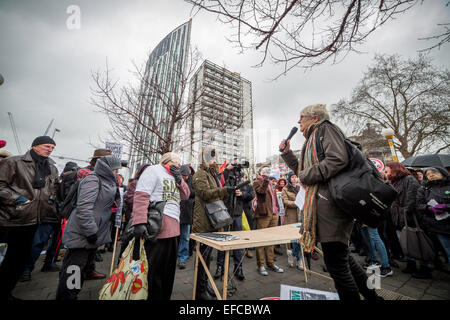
{"left": 402, "top": 154, "right": 450, "bottom": 168}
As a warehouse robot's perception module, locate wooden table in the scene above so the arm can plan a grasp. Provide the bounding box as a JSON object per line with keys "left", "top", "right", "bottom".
{"left": 190, "top": 223, "right": 307, "bottom": 300}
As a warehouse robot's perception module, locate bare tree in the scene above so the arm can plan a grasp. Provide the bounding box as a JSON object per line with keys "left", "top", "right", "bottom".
{"left": 91, "top": 48, "right": 207, "bottom": 166}
{"left": 187, "top": 0, "right": 420, "bottom": 77}
{"left": 91, "top": 49, "right": 250, "bottom": 168}
{"left": 333, "top": 53, "right": 450, "bottom": 158}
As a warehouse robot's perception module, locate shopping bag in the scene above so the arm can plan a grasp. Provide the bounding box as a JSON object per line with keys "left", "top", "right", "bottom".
{"left": 99, "top": 237, "right": 148, "bottom": 300}
{"left": 242, "top": 211, "right": 250, "bottom": 231}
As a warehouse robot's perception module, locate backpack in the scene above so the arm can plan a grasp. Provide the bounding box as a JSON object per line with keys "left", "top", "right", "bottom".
{"left": 316, "top": 121, "right": 398, "bottom": 228}
{"left": 56, "top": 169, "right": 79, "bottom": 219}
{"left": 58, "top": 171, "right": 100, "bottom": 220}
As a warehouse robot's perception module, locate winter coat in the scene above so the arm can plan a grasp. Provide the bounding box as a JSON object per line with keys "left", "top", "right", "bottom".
{"left": 192, "top": 149, "right": 229, "bottom": 233}
{"left": 282, "top": 185, "right": 299, "bottom": 225}
{"left": 180, "top": 176, "right": 195, "bottom": 225}
{"left": 390, "top": 175, "right": 421, "bottom": 230}
{"left": 253, "top": 177, "right": 279, "bottom": 218}
{"left": 416, "top": 175, "right": 450, "bottom": 236}
{"left": 281, "top": 121, "right": 354, "bottom": 244}
{"left": 241, "top": 183, "right": 255, "bottom": 215}
{"left": 62, "top": 158, "right": 117, "bottom": 249}
{"left": 0, "top": 150, "right": 59, "bottom": 227}
{"left": 223, "top": 171, "right": 254, "bottom": 218}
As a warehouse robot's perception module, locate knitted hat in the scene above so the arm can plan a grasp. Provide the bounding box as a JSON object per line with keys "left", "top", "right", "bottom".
{"left": 31, "top": 136, "right": 56, "bottom": 147}
{"left": 180, "top": 164, "right": 190, "bottom": 176}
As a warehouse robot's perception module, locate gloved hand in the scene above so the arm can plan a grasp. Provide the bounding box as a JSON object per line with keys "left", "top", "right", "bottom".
{"left": 86, "top": 234, "right": 98, "bottom": 244}
{"left": 15, "top": 196, "right": 29, "bottom": 205}
{"left": 429, "top": 204, "right": 447, "bottom": 214}
{"left": 169, "top": 165, "right": 182, "bottom": 185}
{"left": 133, "top": 223, "right": 150, "bottom": 239}
{"left": 226, "top": 186, "right": 236, "bottom": 195}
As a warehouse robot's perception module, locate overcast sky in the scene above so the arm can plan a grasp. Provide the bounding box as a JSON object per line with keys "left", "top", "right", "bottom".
{"left": 1, "top": 0, "right": 449, "bottom": 172}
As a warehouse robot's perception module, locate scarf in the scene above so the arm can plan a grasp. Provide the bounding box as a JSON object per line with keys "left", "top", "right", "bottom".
{"left": 299, "top": 121, "right": 323, "bottom": 253}
{"left": 30, "top": 149, "right": 51, "bottom": 189}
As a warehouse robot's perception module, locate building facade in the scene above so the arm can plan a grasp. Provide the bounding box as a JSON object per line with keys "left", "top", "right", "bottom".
{"left": 128, "top": 19, "right": 192, "bottom": 175}
{"left": 176, "top": 60, "right": 255, "bottom": 174}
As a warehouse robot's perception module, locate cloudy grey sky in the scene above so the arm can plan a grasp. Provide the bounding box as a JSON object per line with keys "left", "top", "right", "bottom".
{"left": 1, "top": 0, "right": 449, "bottom": 172}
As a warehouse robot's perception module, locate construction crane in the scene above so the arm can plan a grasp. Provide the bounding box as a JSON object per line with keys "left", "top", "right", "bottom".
{"left": 7, "top": 112, "right": 22, "bottom": 154}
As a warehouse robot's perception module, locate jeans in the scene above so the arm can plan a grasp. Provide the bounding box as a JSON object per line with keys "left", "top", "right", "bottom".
{"left": 321, "top": 241, "right": 379, "bottom": 301}
{"left": 178, "top": 224, "right": 191, "bottom": 263}
{"left": 24, "top": 223, "right": 59, "bottom": 273}
{"left": 367, "top": 226, "right": 390, "bottom": 268}
{"left": 436, "top": 234, "right": 450, "bottom": 263}
{"left": 291, "top": 241, "right": 302, "bottom": 262}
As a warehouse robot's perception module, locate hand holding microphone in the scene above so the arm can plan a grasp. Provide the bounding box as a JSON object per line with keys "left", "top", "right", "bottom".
{"left": 279, "top": 127, "right": 298, "bottom": 154}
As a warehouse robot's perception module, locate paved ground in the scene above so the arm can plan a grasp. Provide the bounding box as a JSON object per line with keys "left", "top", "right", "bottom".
{"left": 13, "top": 242, "right": 450, "bottom": 300}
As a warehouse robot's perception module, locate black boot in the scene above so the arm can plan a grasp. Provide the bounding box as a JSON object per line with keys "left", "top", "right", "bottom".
{"left": 402, "top": 260, "right": 417, "bottom": 274}
{"left": 234, "top": 265, "right": 245, "bottom": 281}
{"left": 412, "top": 265, "right": 432, "bottom": 279}
{"left": 214, "top": 265, "right": 223, "bottom": 280}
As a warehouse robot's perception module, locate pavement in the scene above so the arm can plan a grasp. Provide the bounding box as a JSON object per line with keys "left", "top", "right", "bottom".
{"left": 12, "top": 242, "right": 450, "bottom": 301}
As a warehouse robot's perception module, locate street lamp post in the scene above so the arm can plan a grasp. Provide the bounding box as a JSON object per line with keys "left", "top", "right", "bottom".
{"left": 381, "top": 128, "right": 398, "bottom": 162}
{"left": 52, "top": 128, "right": 61, "bottom": 139}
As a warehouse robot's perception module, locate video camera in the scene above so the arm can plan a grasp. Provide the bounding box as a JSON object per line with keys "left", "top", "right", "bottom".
{"left": 231, "top": 160, "right": 249, "bottom": 170}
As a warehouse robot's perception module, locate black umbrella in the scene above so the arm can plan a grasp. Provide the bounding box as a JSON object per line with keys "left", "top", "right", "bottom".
{"left": 402, "top": 154, "right": 450, "bottom": 168}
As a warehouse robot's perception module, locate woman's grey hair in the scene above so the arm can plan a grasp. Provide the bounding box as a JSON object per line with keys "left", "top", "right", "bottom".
{"left": 159, "top": 152, "right": 181, "bottom": 165}
{"left": 300, "top": 104, "right": 330, "bottom": 121}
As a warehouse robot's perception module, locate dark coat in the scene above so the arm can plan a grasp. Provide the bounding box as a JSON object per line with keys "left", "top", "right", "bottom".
{"left": 281, "top": 121, "right": 354, "bottom": 244}
{"left": 253, "top": 177, "right": 279, "bottom": 218}
{"left": 223, "top": 171, "right": 253, "bottom": 218}
{"left": 62, "top": 158, "right": 117, "bottom": 249}
{"left": 390, "top": 175, "right": 421, "bottom": 230}
{"left": 180, "top": 176, "right": 195, "bottom": 225}
{"left": 0, "top": 150, "right": 59, "bottom": 227}
{"left": 416, "top": 176, "right": 450, "bottom": 236}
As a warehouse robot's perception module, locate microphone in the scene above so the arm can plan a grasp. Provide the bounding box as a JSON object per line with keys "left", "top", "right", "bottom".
{"left": 279, "top": 127, "right": 298, "bottom": 152}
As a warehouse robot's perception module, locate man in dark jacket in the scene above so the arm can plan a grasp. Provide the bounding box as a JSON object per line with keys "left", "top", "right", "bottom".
{"left": 178, "top": 165, "right": 195, "bottom": 270}
{"left": 0, "top": 136, "right": 59, "bottom": 300}
{"left": 241, "top": 174, "right": 255, "bottom": 258}
{"left": 279, "top": 104, "right": 381, "bottom": 301}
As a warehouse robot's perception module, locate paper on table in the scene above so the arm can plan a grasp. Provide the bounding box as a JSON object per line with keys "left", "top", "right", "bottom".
{"left": 295, "top": 186, "right": 306, "bottom": 210}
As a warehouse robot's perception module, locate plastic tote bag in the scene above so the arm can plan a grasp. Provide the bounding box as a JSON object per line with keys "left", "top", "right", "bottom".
{"left": 99, "top": 237, "right": 148, "bottom": 300}
{"left": 242, "top": 211, "right": 251, "bottom": 231}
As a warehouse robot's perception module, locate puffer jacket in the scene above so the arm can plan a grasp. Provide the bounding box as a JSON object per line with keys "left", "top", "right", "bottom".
{"left": 62, "top": 158, "right": 117, "bottom": 249}
{"left": 416, "top": 174, "right": 450, "bottom": 236}
{"left": 390, "top": 175, "right": 421, "bottom": 230}
{"left": 282, "top": 120, "right": 354, "bottom": 244}
{"left": 0, "top": 150, "right": 59, "bottom": 227}
{"left": 192, "top": 147, "right": 229, "bottom": 233}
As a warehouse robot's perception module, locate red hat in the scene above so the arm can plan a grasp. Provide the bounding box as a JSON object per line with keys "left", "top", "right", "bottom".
{"left": 0, "top": 140, "right": 6, "bottom": 148}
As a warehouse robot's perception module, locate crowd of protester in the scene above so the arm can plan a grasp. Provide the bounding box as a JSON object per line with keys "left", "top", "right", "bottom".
{"left": 0, "top": 103, "right": 448, "bottom": 301}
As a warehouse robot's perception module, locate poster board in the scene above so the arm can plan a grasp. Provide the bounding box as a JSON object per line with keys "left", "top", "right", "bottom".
{"left": 280, "top": 284, "right": 339, "bottom": 300}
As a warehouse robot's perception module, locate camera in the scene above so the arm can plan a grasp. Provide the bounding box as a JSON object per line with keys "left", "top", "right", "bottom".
{"left": 231, "top": 161, "right": 249, "bottom": 170}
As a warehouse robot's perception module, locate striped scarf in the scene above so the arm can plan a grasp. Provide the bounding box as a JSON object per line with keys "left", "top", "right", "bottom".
{"left": 300, "top": 124, "right": 321, "bottom": 253}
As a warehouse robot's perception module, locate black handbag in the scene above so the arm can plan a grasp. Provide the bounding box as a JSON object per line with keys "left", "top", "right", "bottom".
{"left": 202, "top": 198, "right": 233, "bottom": 230}
{"left": 400, "top": 211, "right": 435, "bottom": 261}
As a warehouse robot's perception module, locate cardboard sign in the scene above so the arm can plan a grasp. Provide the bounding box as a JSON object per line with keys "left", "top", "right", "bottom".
{"left": 105, "top": 142, "right": 123, "bottom": 160}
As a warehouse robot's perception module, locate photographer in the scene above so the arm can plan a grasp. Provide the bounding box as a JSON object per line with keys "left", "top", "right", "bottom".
{"left": 214, "top": 161, "right": 251, "bottom": 281}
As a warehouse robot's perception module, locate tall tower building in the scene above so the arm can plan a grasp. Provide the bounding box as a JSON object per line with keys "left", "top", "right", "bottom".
{"left": 128, "top": 20, "right": 192, "bottom": 175}
{"left": 176, "top": 60, "right": 254, "bottom": 173}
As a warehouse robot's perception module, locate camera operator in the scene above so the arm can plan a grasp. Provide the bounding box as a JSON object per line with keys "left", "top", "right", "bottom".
{"left": 214, "top": 161, "right": 250, "bottom": 281}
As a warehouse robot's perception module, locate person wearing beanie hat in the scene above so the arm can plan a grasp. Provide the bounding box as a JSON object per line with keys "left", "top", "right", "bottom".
{"left": 56, "top": 153, "right": 121, "bottom": 300}
{"left": 0, "top": 135, "right": 59, "bottom": 299}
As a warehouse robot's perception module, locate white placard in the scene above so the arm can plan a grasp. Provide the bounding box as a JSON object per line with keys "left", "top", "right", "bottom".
{"left": 105, "top": 142, "right": 123, "bottom": 160}
{"left": 295, "top": 186, "right": 306, "bottom": 210}
{"left": 280, "top": 284, "right": 339, "bottom": 300}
